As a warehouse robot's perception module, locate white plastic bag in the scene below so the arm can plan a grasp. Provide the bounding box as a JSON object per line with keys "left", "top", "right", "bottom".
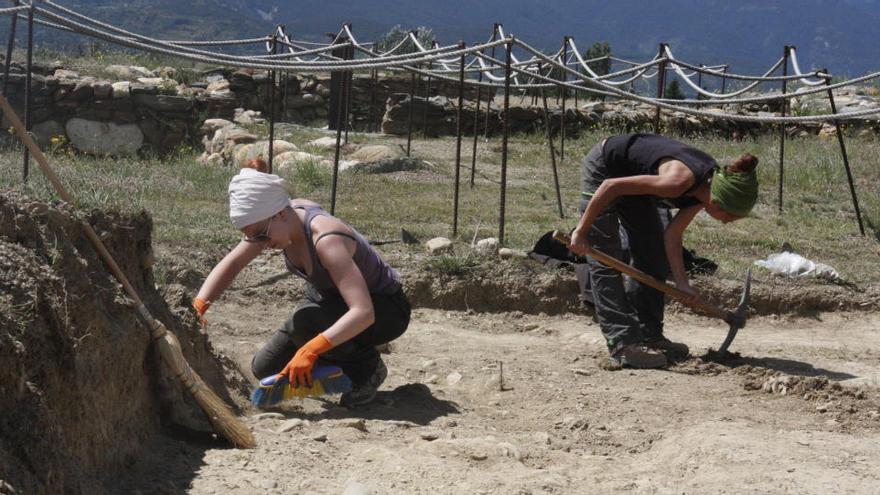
{"left": 753, "top": 252, "right": 840, "bottom": 281}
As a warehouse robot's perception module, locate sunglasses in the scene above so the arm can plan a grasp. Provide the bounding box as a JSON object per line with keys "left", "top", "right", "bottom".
{"left": 242, "top": 216, "right": 274, "bottom": 243}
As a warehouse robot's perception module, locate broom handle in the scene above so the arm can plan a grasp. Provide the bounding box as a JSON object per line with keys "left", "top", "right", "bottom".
{"left": 553, "top": 230, "right": 729, "bottom": 320}
{"left": 1, "top": 94, "right": 255, "bottom": 448}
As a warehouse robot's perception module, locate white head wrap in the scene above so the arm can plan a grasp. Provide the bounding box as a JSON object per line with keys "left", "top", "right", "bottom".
{"left": 228, "top": 168, "right": 291, "bottom": 229}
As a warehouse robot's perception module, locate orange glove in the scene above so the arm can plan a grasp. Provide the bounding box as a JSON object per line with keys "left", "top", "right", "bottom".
{"left": 192, "top": 297, "right": 211, "bottom": 327}
{"left": 279, "top": 334, "right": 333, "bottom": 387}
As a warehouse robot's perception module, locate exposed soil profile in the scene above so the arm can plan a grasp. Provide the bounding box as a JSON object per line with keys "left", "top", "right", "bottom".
{"left": 0, "top": 192, "right": 248, "bottom": 494}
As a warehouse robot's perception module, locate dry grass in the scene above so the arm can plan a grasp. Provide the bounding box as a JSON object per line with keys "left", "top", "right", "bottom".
{"left": 1, "top": 125, "right": 878, "bottom": 285}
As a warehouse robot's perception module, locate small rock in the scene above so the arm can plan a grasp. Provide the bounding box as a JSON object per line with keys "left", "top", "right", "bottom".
{"left": 426, "top": 237, "right": 454, "bottom": 255}
{"left": 475, "top": 237, "right": 500, "bottom": 255}
{"left": 348, "top": 144, "right": 398, "bottom": 161}
{"left": 308, "top": 136, "right": 340, "bottom": 149}
{"left": 571, "top": 368, "right": 592, "bottom": 376}
{"left": 54, "top": 69, "right": 80, "bottom": 80}
{"left": 343, "top": 480, "right": 373, "bottom": 495}
{"left": 469, "top": 452, "right": 488, "bottom": 461}
{"left": 137, "top": 77, "right": 164, "bottom": 86}
{"left": 277, "top": 418, "right": 305, "bottom": 432}
{"left": 251, "top": 412, "right": 285, "bottom": 421}
{"left": 446, "top": 372, "right": 463, "bottom": 385}
{"left": 312, "top": 433, "right": 328, "bottom": 442}
{"left": 421, "top": 359, "right": 437, "bottom": 369}
{"left": 420, "top": 431, "right": 440, "bottom": 441}
{"left": 498, "top": 248, "right": 528, "bottom": 259}
{"left": 424, "top": 374, "right": 439, "bottom": 384}
{"left": 111, "top": 81, "right": 130, "bottom": 98}
{"left": 92, "top": 80, "right": 113, "bottom": 99}
{"left": 337, "top": 418, "right": 368, "bottom": 432}
{"left": 200, "top": 118, "right": 233, "bottom": 135}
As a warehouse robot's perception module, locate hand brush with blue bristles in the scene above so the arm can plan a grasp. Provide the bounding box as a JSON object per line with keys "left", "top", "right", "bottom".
{"left": 250, "top": 365, "right": 352, "bottom": 407}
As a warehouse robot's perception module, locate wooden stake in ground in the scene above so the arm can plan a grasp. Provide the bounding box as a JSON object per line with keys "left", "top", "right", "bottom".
{"left": 0, "top": 94, "right": 256, "bottom": 449}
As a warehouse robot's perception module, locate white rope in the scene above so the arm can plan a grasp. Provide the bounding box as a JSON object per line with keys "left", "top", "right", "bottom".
{"left": 494, "top": 25, "right": 522, "bottom": 85}
{"left": 513, "top": 37, "right": 880, "bottom": 123}
{"left": 36, "top": 5, "right": 507, "bottom": 71}
{"left": 0, "top": 5, "right": 28, "bottom": 14}
{"left": 568, "top": 38, "right": 650, "bottom": 86}
{"left": 273, "top": 26, "right": 342, "bottom": 63}
{"left": 789, "top": 47, "right": 829, "bottom": 86}
{"left": 40, "top": 1, "right": 335, "bottom": 65}
{"left": 347, "top": 24, "right": 413, "bottom": 56}
{"left": 665, "top": 52, "right": 830, "bottom": 82}
{"left": 664, "top": 45, "right": 785, "bottom": 98}
{"left": 7, "top": 3, "right": 878, "bottom": 122}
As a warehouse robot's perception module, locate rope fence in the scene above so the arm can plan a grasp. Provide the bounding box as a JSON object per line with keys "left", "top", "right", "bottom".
{"left": 1, "top": 1, "right": 875, "bottom": 237}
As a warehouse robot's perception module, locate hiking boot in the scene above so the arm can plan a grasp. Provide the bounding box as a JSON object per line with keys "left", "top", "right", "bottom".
{"left": 340, "top": 359, "right": 387, "bottom": 407}
{"left": 644, "top": 336, "right": 690, "bottom": 360}
{"left": 612, "top": 344, "right": 668, "bottom": 369}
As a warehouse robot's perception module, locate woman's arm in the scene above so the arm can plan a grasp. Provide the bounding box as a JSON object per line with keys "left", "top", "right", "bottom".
{"left": 571, "top": 160, "right": 696, "bottom": 248}
{"left": 196, "top": 239, "right": 265, "bottom": 303}
{"left": 663, "top": 204, "right": 703, "bottom": 297}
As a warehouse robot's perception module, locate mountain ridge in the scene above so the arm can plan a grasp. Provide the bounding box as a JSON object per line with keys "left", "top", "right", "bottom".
{"left": 17, "top": 1, "right": 880, "bottom": 77}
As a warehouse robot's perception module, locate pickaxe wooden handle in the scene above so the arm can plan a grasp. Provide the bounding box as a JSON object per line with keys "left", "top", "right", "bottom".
{"left": 553, "top": 230, "right": 739, "bottom": 325}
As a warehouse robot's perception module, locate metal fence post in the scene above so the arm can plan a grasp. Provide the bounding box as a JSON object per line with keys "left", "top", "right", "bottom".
{"left": 823, "top": 70, "right": 866, "bottom": 236}
{"left": 267, "top": 32, "right": 277, "bottom": 173}
{"left": 653, "top": 43, "right": 667, "bottom": 134}
{"left": 453, "top": 42, "right": 466, "bottom": 236}
{"left": 777, "top": 46, "right": 790, "bottom": 213}
{"left": 540, "top": 63, "right": 564, "bottom": 219}
{"left": 22, "top": 1, "right": 33, "bottom": 182}
{"left": 560, "top": 36, "right": 568, "bottom": 163}
{"left": 498, "top": 38, "right": 512, "bottom": 243}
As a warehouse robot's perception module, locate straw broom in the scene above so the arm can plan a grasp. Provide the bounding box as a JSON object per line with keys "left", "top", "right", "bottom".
{"left": 0, "top": 94, "right": 256, "bottom": 449}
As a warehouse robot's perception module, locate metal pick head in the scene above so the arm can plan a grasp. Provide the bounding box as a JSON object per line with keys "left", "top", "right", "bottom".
{"left": 737, "top": 268, "right": 752, "bottom": 315}
{"left": 718, "top": 268, "right": 752, "bottom": 354}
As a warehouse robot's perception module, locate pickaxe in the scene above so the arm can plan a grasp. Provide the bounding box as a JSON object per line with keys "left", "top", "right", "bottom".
{"left": 553, "top": 231, "right": 751, "bottom": 353}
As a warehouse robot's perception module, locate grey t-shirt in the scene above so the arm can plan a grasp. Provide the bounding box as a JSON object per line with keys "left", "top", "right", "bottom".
{"left": 601, "top": 133, "right": 717, "bottom": 208}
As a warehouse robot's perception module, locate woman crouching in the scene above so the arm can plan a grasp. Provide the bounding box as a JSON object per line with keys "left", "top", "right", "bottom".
{"left": 194, "top": 161, "right": 410, "bottom": 406}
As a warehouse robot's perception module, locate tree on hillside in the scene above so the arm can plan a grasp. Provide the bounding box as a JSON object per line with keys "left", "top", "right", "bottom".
{"left": 375, "top": 25, "right": 436, "bottom": 55}
{"left": 581, "top": 41, "right": 611, "bottom": 100}
{"left": 583, "top": 41, "right": 611, "bottom": 76}
{"left": 664, "top": 79, "right": 686, "bottom": 100}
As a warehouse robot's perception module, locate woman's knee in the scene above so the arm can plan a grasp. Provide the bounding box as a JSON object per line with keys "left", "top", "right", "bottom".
{"left": 285, "top": 304, "right": 331, "bottom": 344}
{"left": 250, "top": 347, "right": 277, "bottom": 379}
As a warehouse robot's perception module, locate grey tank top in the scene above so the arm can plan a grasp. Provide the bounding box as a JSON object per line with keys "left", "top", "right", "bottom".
{"left": 282, "top": 203, "right": 401, "bottom": 296}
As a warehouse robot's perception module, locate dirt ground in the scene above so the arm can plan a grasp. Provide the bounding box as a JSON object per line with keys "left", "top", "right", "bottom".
{"left": 3, "top": 193, "right": 878, "bottom": 494}
{"left": 119, "top": 278, "right": 880, "bottom": 494}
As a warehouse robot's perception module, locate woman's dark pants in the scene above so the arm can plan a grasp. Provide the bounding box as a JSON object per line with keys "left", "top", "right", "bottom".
{"left": 580, "top": 142, "right": 670, "bottom": 354}
{"left": 251, "top": 287, "right": 411, "bottom": 385}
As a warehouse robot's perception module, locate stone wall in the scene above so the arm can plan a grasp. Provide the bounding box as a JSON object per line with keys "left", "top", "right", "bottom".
{"left": 4, "top": 60, "right": 878, "bottom": 157}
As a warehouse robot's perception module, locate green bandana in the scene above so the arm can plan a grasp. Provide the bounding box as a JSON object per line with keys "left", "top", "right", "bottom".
{"left": 710, "top": 167, "right": 758, "bottom": 216}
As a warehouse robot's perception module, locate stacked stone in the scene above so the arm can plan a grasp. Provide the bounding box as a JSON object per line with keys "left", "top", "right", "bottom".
{"left": 4, "top": 59, "right": 878, "bottom": 157}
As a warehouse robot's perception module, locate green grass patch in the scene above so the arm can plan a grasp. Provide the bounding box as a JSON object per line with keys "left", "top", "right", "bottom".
{"left": 2, "top": 126, "right": 878, "bottom": 285}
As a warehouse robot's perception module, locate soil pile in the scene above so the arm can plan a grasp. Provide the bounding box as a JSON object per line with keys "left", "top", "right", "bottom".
{"left": 0, "top": 191, "right": 246, "bottom": 494}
